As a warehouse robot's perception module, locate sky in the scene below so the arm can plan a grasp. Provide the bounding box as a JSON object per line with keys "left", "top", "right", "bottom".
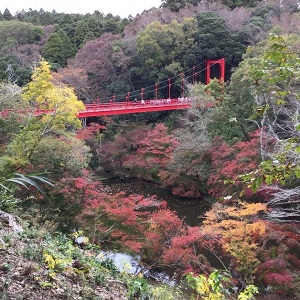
{"left": 0, "top": 0, "right": 163, "bottom": 18}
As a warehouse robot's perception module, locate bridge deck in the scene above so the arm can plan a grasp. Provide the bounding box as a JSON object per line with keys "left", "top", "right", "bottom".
{"left": 0, "top": 98, "right": 193, "bottom": 118}
{"left": 79, "top": 98, "right": 191, "bottom": 117}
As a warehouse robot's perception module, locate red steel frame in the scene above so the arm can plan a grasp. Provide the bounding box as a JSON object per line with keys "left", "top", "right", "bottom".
{"left": 205, "top": 58, "right": 225, "bottom": 85}
{"left": 78, "top": 99, "right": 191, "bottom": 117}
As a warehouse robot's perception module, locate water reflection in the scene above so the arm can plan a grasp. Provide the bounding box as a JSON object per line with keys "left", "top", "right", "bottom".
{"left": 97, "top": 251, "right": 142, "bottom": 274}
{"left": 97, "top": 250, "right": 176, "bottom": 286}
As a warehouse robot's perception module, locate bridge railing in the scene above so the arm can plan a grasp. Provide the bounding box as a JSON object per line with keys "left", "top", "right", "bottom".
{"left": 0, "top": 98, "right": 193, "bottom": 118}
{"left": 84, "top": 98, "right": 191, "bottom": 110}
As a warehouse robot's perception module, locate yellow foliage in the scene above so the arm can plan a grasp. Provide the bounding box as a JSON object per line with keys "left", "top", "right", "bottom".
{"left": 39, "top": 85, "right": 85, "bottom": 130}
{"left": 219, "top": 220, "right": 266, "bottom": 240}
{"left": 204, "top": 202, "right": 267, "bottom": 226}
{"left": 202, "top": 201, "right": 267, "bottom": 279}
{"left": 22, "top": 57, "right": 85, "bottom": 130}
{"left": 22, "top": 58, "right": 53, "bottom": 104}
{"left": 223, "top": 202, "right": 267, "bottom": 218}
{"left": 44, "top": 253, "right": 56, "bottom": 269}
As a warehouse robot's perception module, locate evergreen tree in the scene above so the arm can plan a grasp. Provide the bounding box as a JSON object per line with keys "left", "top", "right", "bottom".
{"left": 81, "top": 31, "right": 95, "bottom": 45}
{"left": 42, "top": 32, "right": 63, "bottom": 68}
{"left": 3, "top": 8, "right": 13, "bottom": 21}
{"left": 87, "top": 16, "right": 101, "bottom": 37}
{"left": 59, "top": 15, "right": 76, "bottom": 45}
{"left": 74, "top": 20, "right": 89, "bottom": 48}
{"left": 185, "top": 11, "right": 247, "bottom": 78}
{"left": 38, "top": 8, "right": 54, "bottom": 25}
{"left": 56, "top": 28, "right": 76, "bottom": 66}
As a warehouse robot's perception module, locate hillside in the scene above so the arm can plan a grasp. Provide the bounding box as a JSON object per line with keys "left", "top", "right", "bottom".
{"left": 1, "top": 1, "right": 300, "bottom": 300}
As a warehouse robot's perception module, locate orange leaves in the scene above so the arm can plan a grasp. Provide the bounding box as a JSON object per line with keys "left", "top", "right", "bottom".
{"left": 204, "top": 201, "right": 267, "bottom": 224}
{"left": 202, "top": 201, "right": 268, "bottom": 276}
{"left": 225, "top": 202, "right": 267, "bottom": 218}
{"left": 203, "top": 201, "right": 267, "bottom": 240}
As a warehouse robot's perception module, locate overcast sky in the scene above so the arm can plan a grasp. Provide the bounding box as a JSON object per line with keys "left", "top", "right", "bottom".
{"left": 0, "top": 0, "right": 162, "bottom": 18}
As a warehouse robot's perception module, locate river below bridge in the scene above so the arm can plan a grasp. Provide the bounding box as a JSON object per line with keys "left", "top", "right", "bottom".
{"left": 93, "top": 177, "right": 216, "bottom": 289}
{"left": 102, "top": 177, "right": 212, "bottom": 226}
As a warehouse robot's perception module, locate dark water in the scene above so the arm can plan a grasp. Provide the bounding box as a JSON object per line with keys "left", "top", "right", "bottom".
{"left": 103, "top": 177, "right": 212, "bottom": 226}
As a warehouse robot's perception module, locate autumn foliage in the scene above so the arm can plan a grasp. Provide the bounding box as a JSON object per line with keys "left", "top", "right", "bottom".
{"left": 207, "top": 131, "right": 261, "bottom": 198}
{"left": 101, "top": 123, "right": 179, "bottom": 181}
{"left": 158, "top": 150, "right": 210, "bottom": 197}
{"left": 162, "top": 225, "right": 215, "bottom": 275}
{"left": 50, "top": 170, "right": 187, "bottom": 258}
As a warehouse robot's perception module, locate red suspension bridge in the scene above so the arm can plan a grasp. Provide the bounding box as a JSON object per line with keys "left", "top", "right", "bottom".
{"left": 1, "top": 59, "right": 225, "bottom": 118}
{"left": 78, "top": 58, "right": 225, "bottom": 117}
{"left": 79, "top": 98, "right": 192, "bottom": 117}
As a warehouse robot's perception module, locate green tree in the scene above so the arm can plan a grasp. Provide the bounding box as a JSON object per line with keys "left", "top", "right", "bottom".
{"left": 101, "top": 14, "right": 127, "bottom": 34}
{"left": 239, "top": 6, "right": 274, "bottom": 44}
{"left": 43, "top": 32, "right": 63, "bottom": 68}
{"left": 136, "top": 18, "right": 197, "bottom": 92}
{"left": 81, "top": 31, "right": 95, "bottom": 45}
{"left": 0, "top": 83, "right": 24, "bottom": 154}
{"left": 6, "top": 58, "right": 85, "bottom": 165}
{"left": 30, "top": 133, "right": 91, "bottom": 178}
{"left": 192, "top": 12, "right": 246, "bottom": 66}
{"left": 43, "top": 29, "right": 76, "bottom": 68}
{"left": 207, "top": 60, "right": 258, "bottom": 144}
{"left": 219, "top": 0, "right": 260, "bottom": 9}
{"left": 161, "top": 0, "right": 261, "bottom": 11}
{"left": 74, "top": 20, "right": 90, "bottom": 48}
{"left": 2, "top": 8, "right": 13, "bottom": 21}
{"left": 87, "top": 16, "right": 102, "bottom": 37}
{"left": 0, "top": 37, "right": 19, "bottom": 82}
{"left": 0, "top": 21, "right": 44, "bottom": 50}
{"left": 160, "top": 0, "right": 188, "bottom": 12}
{"left": 240, "top": 33, "right": 300, "bottom": 222}
{"left": 56, "top": 28, "right": 76, "bottom": 65}
{"left": 58, "top": 14, "right": 76, "bottom": 42}
{"left": 37, "top": 9, "right": 54, "bottom": 25}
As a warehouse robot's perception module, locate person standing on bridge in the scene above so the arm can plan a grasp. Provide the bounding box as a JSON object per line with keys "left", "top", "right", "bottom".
{"left": 141, "top": 99, "right": 145, "bottom": 105}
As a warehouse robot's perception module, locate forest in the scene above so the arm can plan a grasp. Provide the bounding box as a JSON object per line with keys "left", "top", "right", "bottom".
{"left": 1, "top": 0, "right": 300, "bottom": 299}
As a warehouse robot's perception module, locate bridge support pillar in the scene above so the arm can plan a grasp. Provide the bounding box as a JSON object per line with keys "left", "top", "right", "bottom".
{"left": 206, "top": 58, "right": 225, "bottom": 85}
{"left": 81, "top": 117, "right": 87, "bottom": 128}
